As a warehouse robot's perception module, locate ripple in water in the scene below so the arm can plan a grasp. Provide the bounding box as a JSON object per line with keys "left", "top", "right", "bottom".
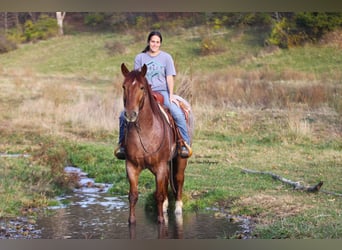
{"left": 37, "top": 166, "right": 249, "bottom": 239}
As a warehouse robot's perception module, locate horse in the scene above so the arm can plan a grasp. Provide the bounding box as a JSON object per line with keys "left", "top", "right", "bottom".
{"left": 120, "top": 63, "right": 194, "bottom": 224}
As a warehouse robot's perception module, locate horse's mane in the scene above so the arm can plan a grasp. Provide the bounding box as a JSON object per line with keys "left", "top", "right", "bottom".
{"left": 128, "top": 70, "right": 161, "bottom": 116}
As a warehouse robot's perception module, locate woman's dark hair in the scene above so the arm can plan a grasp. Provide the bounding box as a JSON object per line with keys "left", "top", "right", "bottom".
{"left": 142, "top": 31, "right": 163, "bottom": 53}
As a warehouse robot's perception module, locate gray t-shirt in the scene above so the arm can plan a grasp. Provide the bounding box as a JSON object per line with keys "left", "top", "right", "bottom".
{"left": 134, "top": 51, "right": 176, "bottom": 92}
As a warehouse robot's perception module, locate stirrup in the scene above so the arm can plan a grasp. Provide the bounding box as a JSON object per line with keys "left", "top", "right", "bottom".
{"left": 179, "top": 141, "right": 192, "bottom": 158}
{"left": 114, "top": 145, "right": 126, "bottom": 160}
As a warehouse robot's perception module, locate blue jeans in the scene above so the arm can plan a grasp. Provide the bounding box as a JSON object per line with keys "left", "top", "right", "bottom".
{"left": 119, "top": 90, "right": 190, "bottom": 145}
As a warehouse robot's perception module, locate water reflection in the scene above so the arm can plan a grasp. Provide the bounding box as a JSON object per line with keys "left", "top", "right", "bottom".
{"left": 37, "top": 192, "right": 243, "bottom": 239}
{"left": 128, "top": 213, "right": 184, "bottom": 239}
{"left": 37, "top": 166, "right": 245, "bottom": 239}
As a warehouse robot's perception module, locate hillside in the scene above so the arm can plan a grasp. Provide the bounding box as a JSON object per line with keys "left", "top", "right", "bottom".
{"left": 1, "top": 26, "right": 342, "bottom": 80}
{"left": 1, "top": 26, "right": 341, "bottom": 114}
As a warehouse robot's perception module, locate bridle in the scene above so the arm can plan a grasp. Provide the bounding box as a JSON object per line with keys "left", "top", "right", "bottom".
{"left": 124, "top": 79, "right": 170, "bottom": 157}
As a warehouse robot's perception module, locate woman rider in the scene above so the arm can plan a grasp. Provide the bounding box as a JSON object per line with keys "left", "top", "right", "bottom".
{"left": 115, "top": 30, "right": 192, "bottom": 159}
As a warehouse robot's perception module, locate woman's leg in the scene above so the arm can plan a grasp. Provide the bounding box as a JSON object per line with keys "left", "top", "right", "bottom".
{"left": 119, "top": 111, "right": 125, "bottom": 144}
{"left": 160, "top": 91, "right": 191, "bottom": 157}
{"left": 114, "top": 111, "right": 126, "bottom": 160}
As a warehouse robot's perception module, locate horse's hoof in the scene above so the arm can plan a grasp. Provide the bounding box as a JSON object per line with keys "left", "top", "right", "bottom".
{"left": 128, "top": 217, "right": 136, "bottom": 225}
{"left": 163, "top": 198, "right": 169, "bottom": 213}
{"left": 174, "top": 200, "right": 183, "bottom": 215}
{"left": 157, "top": 216, "right": 165, "bottom": 224}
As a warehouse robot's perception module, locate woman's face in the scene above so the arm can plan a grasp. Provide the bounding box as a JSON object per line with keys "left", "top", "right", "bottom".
{"left": 148, "top": 35, "right": 161, "bottom": 53}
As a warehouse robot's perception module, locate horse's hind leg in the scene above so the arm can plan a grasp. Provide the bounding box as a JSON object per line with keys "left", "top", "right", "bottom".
{"left": 126, "top": 163, "right": 142, "bottom": 224}
{"left": 172, "top": 157, "right": 187, "bottom": 215}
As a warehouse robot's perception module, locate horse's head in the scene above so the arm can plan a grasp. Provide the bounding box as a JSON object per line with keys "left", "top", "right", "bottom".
{"left": 121, "top": 63, "right": 148, "bottom": 123}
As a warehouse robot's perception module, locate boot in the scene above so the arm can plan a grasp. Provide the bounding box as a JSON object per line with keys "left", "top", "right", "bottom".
{"left": 114, "top": 144, "right": 126, "bottom": 160}
{"left": 179, "top": 141, "right": 192, "bottom": 158}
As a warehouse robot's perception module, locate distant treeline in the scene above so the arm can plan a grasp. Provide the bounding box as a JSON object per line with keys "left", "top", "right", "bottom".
{"left": 1, "top": 12, "right": 342, "bottom": 52}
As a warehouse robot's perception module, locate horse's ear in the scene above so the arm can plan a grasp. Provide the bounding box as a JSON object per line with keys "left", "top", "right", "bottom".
{"left": 141, "top": 64, "right": 147, "bottom": 77}
{"left": 121, "top": 63, "right": 130, "bottom": 77}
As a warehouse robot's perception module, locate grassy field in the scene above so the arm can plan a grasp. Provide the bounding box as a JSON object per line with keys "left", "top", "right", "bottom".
{"left": 0, "top": 26, "right": 341, "bottom": 238}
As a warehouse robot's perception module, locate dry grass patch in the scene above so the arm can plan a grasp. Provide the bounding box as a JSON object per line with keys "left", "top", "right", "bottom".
{"left": 1, "top": 73, "right": 121, "bottom": 139}
{"left": 319, "top": 28, "right": 342, "bottom": 49}
{"left": 234, "top": 194, "right": 314, "bottom": 225}
{"left": 191, "top": 67, "right": 341, "bottom": 112}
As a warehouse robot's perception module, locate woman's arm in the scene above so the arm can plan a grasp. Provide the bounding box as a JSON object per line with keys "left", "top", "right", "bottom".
{"left": 167, "top": 75, "right": 179, "bottom": 106}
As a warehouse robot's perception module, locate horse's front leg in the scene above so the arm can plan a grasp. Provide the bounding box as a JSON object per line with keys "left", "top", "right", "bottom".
{"left": 154, "top": 162, "right": 169, "bottom": 224}
{"left": 126, "top": 162, "right": 142, "bottom": 224}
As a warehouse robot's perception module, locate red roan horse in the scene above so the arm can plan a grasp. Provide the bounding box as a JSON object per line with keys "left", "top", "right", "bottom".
{"left": 120, "top": 63, "right": 194, "bottom": 224}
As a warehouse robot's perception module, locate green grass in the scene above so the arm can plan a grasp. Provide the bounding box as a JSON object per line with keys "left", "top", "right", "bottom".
{"left": 2, "top": 27, "right": 342, "bottom": 81}
{"left": 66, "top": 142, "right": 127, "bottom": 187}
{"left": 255, "top": 205, "right": 342, "bottom": 239}
{"left": 0, "top": 156, "right": 53, "bottom": 217}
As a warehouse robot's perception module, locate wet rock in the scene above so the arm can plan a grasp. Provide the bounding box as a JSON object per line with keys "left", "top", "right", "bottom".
{"left": 0, "top": 217, "right": 41, "bottom": 239}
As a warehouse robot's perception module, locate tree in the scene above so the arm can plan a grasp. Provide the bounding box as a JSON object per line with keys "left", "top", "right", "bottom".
{"left": 56, "top": 12, "right": 66, "bottom": 35}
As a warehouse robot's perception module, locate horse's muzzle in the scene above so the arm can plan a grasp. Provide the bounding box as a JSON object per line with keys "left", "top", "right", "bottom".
{"left": 124, "top": 110, "right": 138, "bottom": 123}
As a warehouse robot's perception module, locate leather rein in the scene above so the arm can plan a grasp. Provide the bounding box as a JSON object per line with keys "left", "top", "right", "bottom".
{"left": 125, "top": 86, "right": 171, "bottom": 158}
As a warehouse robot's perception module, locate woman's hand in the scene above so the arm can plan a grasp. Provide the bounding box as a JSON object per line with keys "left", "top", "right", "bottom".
{"left": 170, "top": 95, "right": 180, "bottom": 107}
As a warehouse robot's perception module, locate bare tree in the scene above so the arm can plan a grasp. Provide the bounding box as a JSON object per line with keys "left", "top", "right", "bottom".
{"left": 0, "top": 12, "right": 20, "bottom": 32}
{"left": 56, "top": 12, "right": 66, "bottom": 35}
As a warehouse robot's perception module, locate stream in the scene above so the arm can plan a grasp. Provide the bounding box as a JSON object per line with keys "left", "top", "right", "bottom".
{"left": 2, "top": 166, "right": 253, "bottom": 239}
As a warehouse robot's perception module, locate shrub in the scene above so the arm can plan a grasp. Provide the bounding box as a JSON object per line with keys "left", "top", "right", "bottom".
{"left": 199, "top": 35, "right": 225, "bottom": 56}
{"left": 241, "top": 13, "right": 273, "bottom": 26}
{"left": 135, "top": 15, "right": 153, "bottom": 30}
{"left": 5, "top": 28, "right": 26, "bottom": 44}
{"left": 295, "top": 12, "right": 342, "bottom": 41}
{"left": 266, "top": 13, "right": 342, "bottom": 48}
{"left": 24, "top": 14, "right": 58, "bottom": 42}
{"left": 266, "top": 18, "right": 291, "bottom": 48}
{"left": 84, "top": 13, "right": 106, "bottom": 27}
{"left": 0, "top": 34, "right": 17, "bottom": 54}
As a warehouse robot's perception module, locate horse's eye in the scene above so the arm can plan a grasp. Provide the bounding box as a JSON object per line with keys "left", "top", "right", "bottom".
{"left": 140, "top": 86, "right": 144, "bottom": 90}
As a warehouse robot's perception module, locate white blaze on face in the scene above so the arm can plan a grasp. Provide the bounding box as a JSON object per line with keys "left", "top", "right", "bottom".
{"left": 132, "top": 79, "right": 136, "bottom": 85}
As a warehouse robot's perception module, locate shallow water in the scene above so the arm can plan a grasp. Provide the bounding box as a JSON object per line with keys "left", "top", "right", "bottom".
{"left": 36, "top": 166, "right": 248, "bottom": 239}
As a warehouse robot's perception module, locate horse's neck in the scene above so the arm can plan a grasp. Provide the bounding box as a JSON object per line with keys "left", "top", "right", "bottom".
{"left": 141, "top": 97, "right": 164, "bottom": 129}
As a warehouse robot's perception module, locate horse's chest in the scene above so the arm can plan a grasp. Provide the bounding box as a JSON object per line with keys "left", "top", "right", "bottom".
{"left": 127, "top": 156, "right": 167, "bottom": 174}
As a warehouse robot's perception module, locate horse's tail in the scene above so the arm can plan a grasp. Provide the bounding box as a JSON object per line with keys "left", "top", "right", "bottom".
{"left": 169, "top": 160, "right": 177, "bottom": 195}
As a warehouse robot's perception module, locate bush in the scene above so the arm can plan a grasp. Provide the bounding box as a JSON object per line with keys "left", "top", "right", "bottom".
{"left": 266, "top": 18, "right": 308, "bottom": 48}
{"left": 24, "top": 14, "right": 58, "bottom": 42}
{"left": 84, "top": 13, "right": 106, "bottom": 27}
{"left": 0, "top": 34, "right": 17, "bottom": 54}
{"left": 241, "top": 13, "right": 273, "bottom": 26}
{"left": 266, "top": 13, "right": 342, "bottom": 48}
{"left": 199, "top": 35, "right": 225, "bottom": 56}
{"left": 295, "top": 12, "right": 342, "bottom": 41}
{"left": 5, "top": 28, "right": 26, "bottom": 44}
